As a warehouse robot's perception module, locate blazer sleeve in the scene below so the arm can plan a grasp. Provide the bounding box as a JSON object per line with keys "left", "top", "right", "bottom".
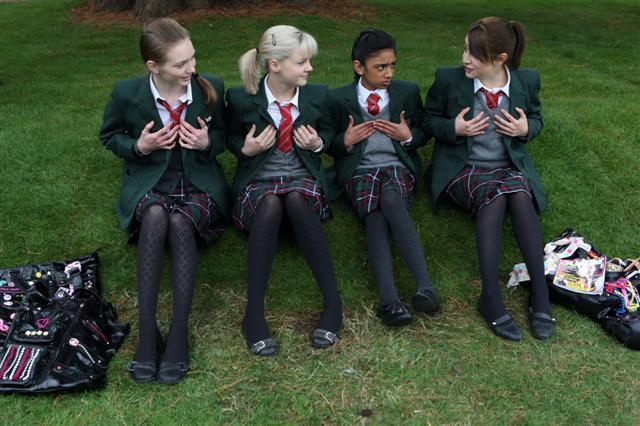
{"left": 403, "top": 83, "right": 427, "bottom": 151}
{"left": 313, "top": 86, "right": 335, "bottom": 156}
{"left": 224, "top": 89, "right": 246, "bottom": 159}
{"left": 195, "top": 77, "right": 226, "bottom": 161}
{"left": 519, "top": 70, "right": 543, "bottom": 143}
{"left": 99, "top": 86, "right": 150, "bottom": 163}
{"left": 423, "top": 68, "right": 459, "bottom": 144}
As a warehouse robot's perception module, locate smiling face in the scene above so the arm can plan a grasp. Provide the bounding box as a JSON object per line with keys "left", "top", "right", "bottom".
{"left": 353, "top": 48, "right": 396, "bottom": 91}
{"left": 462, "top": 35, "right": 505, "bottom": 82}
{"left": 269, "top": 46, "right": 313, "bottom": 88}
{"left": 147, "top": 38, "right": 196, "bottom": 89}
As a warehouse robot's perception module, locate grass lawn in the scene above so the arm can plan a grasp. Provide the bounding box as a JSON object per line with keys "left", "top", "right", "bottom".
{"left": 1, "top": 0, "right": 639, "bottom": 423}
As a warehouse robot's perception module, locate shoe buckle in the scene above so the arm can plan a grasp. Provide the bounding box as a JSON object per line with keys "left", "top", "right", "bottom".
{"left": 254, "top": 340, "right": 266, "bottom": 351}
{"left": 324, "top": 331, "right": 336, "bottom": 343}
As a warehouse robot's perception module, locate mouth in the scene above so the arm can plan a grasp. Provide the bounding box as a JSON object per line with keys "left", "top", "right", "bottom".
{"left": 464, "top": 67, "right": 474, "bottom": 74}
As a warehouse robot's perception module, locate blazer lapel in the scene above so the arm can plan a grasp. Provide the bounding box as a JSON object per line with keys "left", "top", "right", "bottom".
{"left": 294, "top": 85, "right": 322, "bottom": 126}
{"left": 135, "top": 77, "right": 163, "bottom": 132}
{"left": 184, "top": 76, "right": 205, "bottom": 127}
{"left": 507, "top": 68, "right": 526, "bottom": 117}
{"left": 344, "top": 82, "right": 364, "bottom": 124}
{"left": 453, "top": 75, "right": 475, "bottom": 152}
{"left": 387, "top": 81, "right": 402, "bottom": 122}
{"left": 253, "top": 77, "right": 276, "bottom": 128}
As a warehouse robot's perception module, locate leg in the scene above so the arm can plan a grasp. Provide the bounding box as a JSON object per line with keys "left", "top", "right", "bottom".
{"left": 245, "top": 195, "right": 284, "bottom": 343}
{"left": 134, "top": 204, "right": 169, "bottom": 363}
{"left": 283, "top": 192, "right": 342, "bottom": 333}
{"left": 163, "top": 212, "right": 198, "bottom": 365}
{"left": 363, "top": 211, "right": 399, "bottom": 305}
{"left": 379, "top": 191, "right": 436, "bottom": 295}
{"left": 475, "top": 196, "right": 509, "bottom": 322}
{"left": 507, "top": 192, "right": 551, "bottom": 315}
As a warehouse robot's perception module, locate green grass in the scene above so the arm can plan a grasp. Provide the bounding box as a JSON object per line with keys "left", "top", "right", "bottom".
{"left": 1, "top": 0, "right": 639, "bottom": 423}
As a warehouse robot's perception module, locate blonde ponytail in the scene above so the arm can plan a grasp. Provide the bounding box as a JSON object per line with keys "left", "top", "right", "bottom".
{"left": 239, "top": 47, "right": 262, "bottom": 95}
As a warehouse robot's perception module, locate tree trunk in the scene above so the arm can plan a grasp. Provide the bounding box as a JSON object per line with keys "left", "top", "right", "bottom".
{"left": 92, "top": 0, "right": 134, "bottom": 11}
{"left": 133, "top": 0, "right": 185, "bottom": 21}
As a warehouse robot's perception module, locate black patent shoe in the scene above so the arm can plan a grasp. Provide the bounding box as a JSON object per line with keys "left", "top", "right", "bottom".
{"left": 481, "top": 312, "right": 523, "bottom": 342}
{"left": 377, "top": 302, "right": 413, "bottom": 326}
{"left": 310, "top": 329, "right": 339, "bottom": 348}
{"left": 247, "top": 337, "right": 278, "bottom": 356}
{"left": 529, "top": 311, "right": 556, "bottom": 340}
{"left": 411, "top": 289, "right": 440, "bottom": 314}
{"left": 127, "top": 361, "right": 157, "bottom": 383}
{"left": 157, "top": 361, "right": 189, "bottom": 385}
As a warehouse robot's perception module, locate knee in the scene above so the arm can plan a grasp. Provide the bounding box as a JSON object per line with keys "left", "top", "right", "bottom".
{"left": 380, "top": 191, "right": 404, "bottom": 213}
{"left": 141, "top": 204, "right": 168, "bottom": 227}
{"left": 256, "top": 194, "right": 284, "bottom": 220}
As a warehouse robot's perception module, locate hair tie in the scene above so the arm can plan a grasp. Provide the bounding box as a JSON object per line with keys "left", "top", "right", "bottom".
{"left": 255, "top": 47, "right": 260, "bottom": 54}
{"left": 271, "top": 34, "right": 277, "bottom": 46}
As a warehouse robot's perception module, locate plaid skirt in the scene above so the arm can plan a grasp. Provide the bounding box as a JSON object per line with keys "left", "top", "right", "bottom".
{"left": 233, "top": 175, "right": 330, "bottom": 232}
{"left": 130, "top": 181, "right": 225, "bottom": 247}
{"left": 446, "top": 165, "right": 532, "bottom": 216}
{"left": 346, "top": 165, "right": 416, "bottom": 220}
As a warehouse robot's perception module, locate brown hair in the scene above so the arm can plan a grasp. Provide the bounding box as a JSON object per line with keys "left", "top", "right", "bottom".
{"left": 467, "top": 17, "right": 526, "bottom": 69}
{"left": 140, "top": 18, "right": 217, "bottom": 105}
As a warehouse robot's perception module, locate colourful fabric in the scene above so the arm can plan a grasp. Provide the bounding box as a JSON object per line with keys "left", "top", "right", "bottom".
{"left": 445, "top": 165, "right": 532, "bottom": 215}
{"left": 276, "top": 102, "right": 293, "bottom": 152}
{"left": 233, "top": 175, "right": 330, "bottom": 231}
{"left": 133, "top": 179, "right": 224, "bottom": 246}
{"left": 346, "top": 166, "right": 415, "bottom": 220}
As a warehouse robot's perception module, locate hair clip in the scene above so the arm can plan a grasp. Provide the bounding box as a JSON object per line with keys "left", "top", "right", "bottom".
{"left": 271, "top": 34, "right": 277, "bottom": 46}
{"left": 256, "top": 47, "right": 260, "bottom": 54}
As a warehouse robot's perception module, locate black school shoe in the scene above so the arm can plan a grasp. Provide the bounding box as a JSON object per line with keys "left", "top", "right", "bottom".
{"left": 127, "top": 328, "right": 163, "bottom": 383}
{"left": 411, "top": 289, "right": 440, "bottom": 314}
{"left": 529, "top": 311, "right": 556, "bottom": 340}
{"left": 478, "top": 304, "right": 522, "bottom": 342}
{"left": 157, "top": 361, "right": 189, "bottom": 385}
{"left": 377, "top": 302, "right": 413, "bottom": 326}
{"left": 310, "top": 329, "right": 340, "bottom": 348}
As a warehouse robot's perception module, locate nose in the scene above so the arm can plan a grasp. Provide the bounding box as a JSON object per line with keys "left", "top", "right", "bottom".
{"left": 462, "top": 51, "right": 470, "bottom": 64}
{"left": 188, "top": 58, "right": 196, "bottom": 73}
{"left": 385, "top": 67, "right": 393, "bottom": 78}
{"left": 306, "top": 61, "right": 313, "bottom": 72}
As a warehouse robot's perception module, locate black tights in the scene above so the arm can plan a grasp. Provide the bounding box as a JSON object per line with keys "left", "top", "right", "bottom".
{"left": 476, "top": 192, "right": 551, "bottom": 321}
{"left": 134, "top": 205, "right": 197, "bottom": 364}
{"left": 244, "top": 192, "right": 342, "bottom": 343}
{"left": 363, "top": 191, "right": 435, "bottom": 305}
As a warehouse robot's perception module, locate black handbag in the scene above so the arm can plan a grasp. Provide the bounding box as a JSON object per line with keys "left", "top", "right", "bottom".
{"left": 545, "top": 229, "right": 640, "bottom": 350}
{"left": 0, "top": 253, "right": 129, "bottom": 393}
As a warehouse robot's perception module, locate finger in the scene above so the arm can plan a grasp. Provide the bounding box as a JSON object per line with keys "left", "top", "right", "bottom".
{"left": 456, "top": 107, "right": 471, "bottom": 119}
{"left": 347, "top": 115, "right": 354, "bottom": 129}
{"left": 515, "top": 107, "right": 527, "bottom": 120}
{"left": 305, "top": 125, "right": 318, "bottom": 136}
{"left": 297, "top": 125, "right": 313, "bottom": 140}
{"left": 246, "top": 124, "right": 256, "bottom": 138}
{"left": 469, "top": 111, "right": 486, "bottom": 124}
{"left": 197, "top": 116, "right": 207, "bottom": 128}
{"left": 399, "top": 110, "right": 406, "bottom": 123}
{"left": 353, "top": 121, "right": 375, "bottom": 130}
{"left": 467, "top": 130, "right": 487, "bottom": 136}
{"left": 500, "top": 109, "right": 517, "bottom": 122}
{"left": 181, "top": 120, "right": 197, "bottom": 132}
{"left": 142, "top": 120, "right": 155, "bottom": 134}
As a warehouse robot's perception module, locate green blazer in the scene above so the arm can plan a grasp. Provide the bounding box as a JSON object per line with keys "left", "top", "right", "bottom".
{"left": 99, "top": 74, "right": 231, "bottom": 230}
{"left": 423, "top": 66, "right": 546, "bottom": 211}
{"left": 225, "top": 78, "right": 335, "bottom": 196}
{"left": 327, "top": 79, "right": 426, "bottom": 198}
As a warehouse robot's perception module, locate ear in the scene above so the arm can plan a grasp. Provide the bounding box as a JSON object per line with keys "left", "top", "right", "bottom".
{"left": 494, "top": 53, "right": 508, "bottom": 66}
{"left": 267, "top": 58, "right": 280, "bottom": 73}
{"left": 146, "top": 60, "right": 159, "bottom": 75}
{"left": 353, "top": 60, "right": 365, "bottom": 76}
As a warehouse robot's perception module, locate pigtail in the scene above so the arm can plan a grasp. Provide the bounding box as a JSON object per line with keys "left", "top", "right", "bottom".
{"left": 195, "top": 73, "right": 218, "bottom": 106}
{"left": 508, "top": 21, "right": 527, "bottom": 69}
{"left": 239, "top": 48, "right": 262, "bottom": 95}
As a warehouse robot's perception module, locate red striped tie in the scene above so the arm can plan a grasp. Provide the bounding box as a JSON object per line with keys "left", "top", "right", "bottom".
{"left": 479, "top": 88, "right": 502, "bottom": 110}
{"left": 157, "top": 99, "right": 187, "bottom": 127}
{"left": 367, "top": 92, "right": 381, "bottom": 116}
{"left": 277, "top": 102, "right": 294, "bottom": 152}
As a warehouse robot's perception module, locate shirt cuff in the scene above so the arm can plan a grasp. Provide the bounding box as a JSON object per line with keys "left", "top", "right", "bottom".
{"left": 400, "top": 135, "right": 413, "bottom": 147}
{"left": 312, "top": 138, "right": 324, "bottom": 153}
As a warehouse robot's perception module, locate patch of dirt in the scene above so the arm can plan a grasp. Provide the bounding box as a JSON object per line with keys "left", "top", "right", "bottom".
{"left": 71, "top": 0, "right": 375, "bottom": 28}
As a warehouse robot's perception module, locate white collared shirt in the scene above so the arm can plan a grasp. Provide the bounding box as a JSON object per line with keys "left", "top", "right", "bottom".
{"left": 149, "top": 74, "right": 193, "bottom": 126}
{"left": 474, "top": 66, "right": 511, "bottom": 102}
{"left": 264, "top": 75, "right": 300, "bottom": 127}
{"left": 356, "top": 77, "right": 389, "bottom": 112}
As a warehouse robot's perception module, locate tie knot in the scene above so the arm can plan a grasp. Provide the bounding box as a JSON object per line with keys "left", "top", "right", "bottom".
{"left": 367, "top": 92, "right": 380, "bottom": 104}
{"left": 366, "top": 92, "right": 381, "bottom": 116}
{"left": 479, "top": 88, "right": 502, "bottom": 110}
{"left": 277, "top": 102, "right": 293, "bottom": 116}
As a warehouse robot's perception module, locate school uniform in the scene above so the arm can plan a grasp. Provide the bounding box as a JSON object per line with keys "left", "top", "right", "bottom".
{"left": 225, "top": 76, "right": 335, "bottom": 231}
{"left": 99, "top": 74, "right": 231, "bottom": 244}
{"left": 423, "top": 66, "right": 545, "bottom": 213}
{"left": 328, "top": 79, "right": 426, "bottom": 218}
